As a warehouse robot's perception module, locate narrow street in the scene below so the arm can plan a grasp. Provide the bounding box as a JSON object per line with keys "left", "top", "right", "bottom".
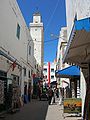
{"left": 0, "top": 98, "right": 82, "bottom": 120}
{"left": 2, "top": 99, "right": 49, "bottom": 120}
{"left": 0, "top": 0, "right": 90, "bottom": 119}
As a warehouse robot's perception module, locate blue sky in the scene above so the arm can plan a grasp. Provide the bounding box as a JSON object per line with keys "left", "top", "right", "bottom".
{"left": 17, "top": 0, "right": 66, "bottom": 62}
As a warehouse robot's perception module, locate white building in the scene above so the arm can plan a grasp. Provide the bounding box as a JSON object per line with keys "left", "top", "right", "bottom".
{"left": 29, "top": 13, "right": 44, "bottom": 68}
{"left": 64, "top": 0, "right": 90, "bottom": 118}
{"left": 0, "top": 0, "right": 34, "bottom": 99}
{"left": 43, "top": 62, "right": 56, "bottom": 85}
{"left": 56, "top": 27, "right": 69, "bottom": 88}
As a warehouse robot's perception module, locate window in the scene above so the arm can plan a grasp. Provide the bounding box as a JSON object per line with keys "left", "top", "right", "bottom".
{"left": 28, "top": 70, "right": 30, "bottom": 78}
{"left": 24, "top": 67, "right": 26, "bottom": 76}
{"left": 51, "top": 68, "right": 54, "bottom": 72}
{"left": 44, "top": 68, "right": 47, "bottom": 72}
{"left": 45, "top": 75, "right": 47, "bottom": 79}
{"left": 29, "top": 46, "right": 31, "bottom": 55}
{"left": 51, "top": 76, "right": 54, "bottom": 79}
{"left": 16, "top": 23, "right": 20, "bottom": 39}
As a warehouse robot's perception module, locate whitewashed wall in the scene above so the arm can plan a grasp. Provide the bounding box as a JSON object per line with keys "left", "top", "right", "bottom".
{"left": 66, "top": 0, "right": 90, "bottom": 40}
{"left": 59, "top": 27, "right": 69, "bottom": 88}
{"left": 80, "top": 71, "right": 86, "bottom": 116}
{"left": 0, "top": 0, "right": 27, "bottom": 61}
{"left": 50, "top": 62, "right": 56, "bottom": 83}
{"left": 0, "top": 0, "right": 34, "bottom": 96}
{"left": 43, "top": 62, "right": 56, "bottom": 83}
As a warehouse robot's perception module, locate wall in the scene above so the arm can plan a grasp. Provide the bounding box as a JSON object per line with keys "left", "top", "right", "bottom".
{"left": 57, "top": 27, "right": 69, "bottom": 88}
{"left": 43, "top": 62, "right": 56, "bottom": 84}
{"left": 0, "top": 0, "right": 34, "bottom": 96}
{"left": 0, "top": 0, "right": 28, "bottom": 61}
{"left": 50, "top": 62, "right": 56, "bottom": 83}
{"left": 66, "top": 0, "right": 90, "bottom": 40}
{"left": 80, "top": 71, "right": 86, "bottom": 116}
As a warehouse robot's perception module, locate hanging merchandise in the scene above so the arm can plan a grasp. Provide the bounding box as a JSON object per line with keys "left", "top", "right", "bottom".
{"left": 0, "top": 80, "right": 4, "bottom": 104}
{"left": 11, "top": 75, "right": 20, "bottom": 111}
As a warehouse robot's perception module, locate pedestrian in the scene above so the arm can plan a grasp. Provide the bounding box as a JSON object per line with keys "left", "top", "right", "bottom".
{"left": 38, "top": 85, "right": 42, "bottom": 101}
{"left": 28, "top": 86, "right": 31, "bottom": 102}
{"left": 48, "top": 87, "right": 53, "bottom": 105}
{"left": 51, "top": 87, "right": 55, "bottom": 104}
{"left": 59, "top": 88, "right": 62, "bottom": 105}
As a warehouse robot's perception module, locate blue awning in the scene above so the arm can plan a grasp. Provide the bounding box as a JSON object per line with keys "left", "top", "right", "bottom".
{"left": 75, "top": 17, "right": 90, "bottom": 32}
{"left": 55, "top": 66, "right": 80, "bottom": 78}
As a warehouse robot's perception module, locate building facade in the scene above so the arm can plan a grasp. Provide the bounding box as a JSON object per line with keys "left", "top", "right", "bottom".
{"left": 56, "top": 27, "right": 69, "bottom": 89}
{"left": 43, "top": 62, "right": 56, "bottom": 86}
{"left": 0, "top": 0, "right": 35, "bottom": 111}
{"left": 64, "top": 0, "right": 90, "bottom": 119}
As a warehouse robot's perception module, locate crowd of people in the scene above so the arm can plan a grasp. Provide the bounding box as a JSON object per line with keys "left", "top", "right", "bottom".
{"left": 37, "top": 84, "right": 61, "bottom": 105}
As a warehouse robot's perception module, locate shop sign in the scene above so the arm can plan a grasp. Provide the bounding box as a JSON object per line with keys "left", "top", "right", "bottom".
{"left": 64, "top": 98, "right": 82, "bottom": 113}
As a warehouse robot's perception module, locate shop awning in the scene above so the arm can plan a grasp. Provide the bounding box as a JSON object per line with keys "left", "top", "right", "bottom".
{"left": 55, "top": 66, "right": 80, "bottom": 78}
{"left": 63, "top": 17, "right": 90, "bottom": 68}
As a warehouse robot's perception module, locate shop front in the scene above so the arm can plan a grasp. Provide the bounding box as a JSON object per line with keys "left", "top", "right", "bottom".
{"left": 0, "top": 70, "right": 13, "bottom": 113}
{"left": 56, "top": 65, "right": 80, "bottom": 98}
{"left": 63, "top": 17, "right": 90, "bottom": 119}
{"left": 0, "top": 49, "right": 22, "bottom": 113}
{"left": 55, "top": 65, "right": 81, "bottom": 115}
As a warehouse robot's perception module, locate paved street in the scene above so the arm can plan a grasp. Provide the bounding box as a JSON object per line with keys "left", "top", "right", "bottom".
{"left": 0, "top": 98, "right": 82, "bottom": 120}
{"left": 1, "top": 99, "right": 48, "bottom": 120}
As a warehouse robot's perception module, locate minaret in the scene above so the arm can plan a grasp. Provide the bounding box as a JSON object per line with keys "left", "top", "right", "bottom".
{"left": 29, "top": 12, "right": 44, "bottom": 68}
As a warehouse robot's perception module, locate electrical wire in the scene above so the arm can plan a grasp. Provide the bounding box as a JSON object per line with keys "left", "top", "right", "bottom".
{"left": 45, "top": 0, "right": 60, "bottom": 32}
{"left": 31, "top": 35, "right": 67, "bottom": 44}
{"left": 29, "top": 38, "right": 58, "bottom": 44}
{"left": 44, "top": 38, "right": 58, "bottom": 43}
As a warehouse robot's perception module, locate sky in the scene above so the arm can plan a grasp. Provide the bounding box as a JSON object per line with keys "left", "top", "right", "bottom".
{"left": 17, "top": 0, "right": 66, "bottom": 62}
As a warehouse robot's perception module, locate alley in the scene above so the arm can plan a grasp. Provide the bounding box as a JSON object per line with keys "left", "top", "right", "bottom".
{"left": 0, "top": 0, "right": 90, "bottom": 119}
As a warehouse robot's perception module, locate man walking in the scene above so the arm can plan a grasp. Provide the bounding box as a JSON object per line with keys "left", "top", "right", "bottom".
{"left": 48, "top": 87, "right": 53, "bottom": 105}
